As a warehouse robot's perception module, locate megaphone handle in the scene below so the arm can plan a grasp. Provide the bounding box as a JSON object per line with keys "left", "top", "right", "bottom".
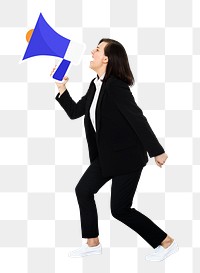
{"left": 52, "top": 59, "right": 71, "bottom": 81}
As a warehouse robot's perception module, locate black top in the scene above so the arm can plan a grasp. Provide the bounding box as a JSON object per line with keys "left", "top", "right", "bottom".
{"left": 55, "top": 76, "right": 165, "bottom": 178}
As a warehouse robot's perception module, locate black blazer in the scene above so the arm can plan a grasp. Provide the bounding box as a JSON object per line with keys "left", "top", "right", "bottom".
{"left": 55, "top": 76, "right": 165, "bottom": 178}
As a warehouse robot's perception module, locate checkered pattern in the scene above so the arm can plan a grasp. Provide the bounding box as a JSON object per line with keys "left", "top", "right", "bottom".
{"left": 0, "top": 0, "right": 199, "bottom": 272}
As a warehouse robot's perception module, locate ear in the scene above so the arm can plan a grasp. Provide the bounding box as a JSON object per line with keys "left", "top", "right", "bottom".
{"left": 103, "top": 56, "right": 108, "bottom": 64}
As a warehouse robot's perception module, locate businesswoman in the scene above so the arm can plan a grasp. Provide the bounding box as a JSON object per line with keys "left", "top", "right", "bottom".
{"left": 53, "top": 38, "right": 178, "bottom": 261}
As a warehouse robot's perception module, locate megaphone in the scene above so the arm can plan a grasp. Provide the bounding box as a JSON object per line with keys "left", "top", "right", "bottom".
{"left": 22, "top": 13, "right": 86, "bottom": 81}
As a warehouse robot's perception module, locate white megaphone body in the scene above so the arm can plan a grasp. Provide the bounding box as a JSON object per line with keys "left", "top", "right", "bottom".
{"left": 21, "top": 13, "right": 86, "bottom": 81}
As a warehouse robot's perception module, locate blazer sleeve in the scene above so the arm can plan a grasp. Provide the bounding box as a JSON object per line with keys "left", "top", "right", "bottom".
{"left": 55, "top": 88, "right": 89, "bottom": 120}
{"left": 108, "top": 80, "right": 165, "bottom": 157}
{"left": 55, "top": 76, "right": 94, "bottom": 119}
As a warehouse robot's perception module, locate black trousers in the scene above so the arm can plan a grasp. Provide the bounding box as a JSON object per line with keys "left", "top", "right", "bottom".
{"left": 75, "top": 157, "right": 167, "bottom": 248}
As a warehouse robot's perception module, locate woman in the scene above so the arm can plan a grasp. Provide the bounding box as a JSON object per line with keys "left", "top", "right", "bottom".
{"left": 53, "top": 38, "right": 178, "bottom": 261}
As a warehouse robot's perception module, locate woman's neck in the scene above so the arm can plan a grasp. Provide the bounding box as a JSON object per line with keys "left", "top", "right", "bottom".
{"left": 96, "top": 67, "right": 106, "bottom": 79}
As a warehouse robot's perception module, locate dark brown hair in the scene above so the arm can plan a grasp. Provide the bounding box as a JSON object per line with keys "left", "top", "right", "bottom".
{"left": 98, "top": 38, "right": 135, "bottom": 86}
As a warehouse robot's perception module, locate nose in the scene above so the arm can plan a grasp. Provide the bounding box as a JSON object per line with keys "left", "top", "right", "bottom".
{"left": 91, "top": 48, "right": 96, "bottom": 55}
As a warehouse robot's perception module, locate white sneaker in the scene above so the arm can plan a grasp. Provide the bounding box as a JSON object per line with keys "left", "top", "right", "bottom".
{"left": 145, "top": 240, "right": 179, "bottom": 262}
{"left": 68, "top": 243, "right": 102, "bottom": 258}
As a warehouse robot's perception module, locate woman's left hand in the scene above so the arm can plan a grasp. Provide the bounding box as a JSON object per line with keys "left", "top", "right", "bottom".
{"left": 154, "top": 153, "right": 168, "bottom": 168}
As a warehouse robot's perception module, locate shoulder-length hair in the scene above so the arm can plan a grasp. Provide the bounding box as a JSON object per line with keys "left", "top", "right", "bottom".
{"left": 98, "top": 38, "right": 135, "bottom": 86}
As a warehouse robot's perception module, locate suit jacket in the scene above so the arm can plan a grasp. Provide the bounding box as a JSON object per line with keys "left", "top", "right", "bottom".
{"left": 55, "top": 76, "right": 165, "bottom": 178}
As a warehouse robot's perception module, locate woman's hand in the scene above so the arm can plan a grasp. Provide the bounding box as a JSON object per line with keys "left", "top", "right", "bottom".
{"left": 50, "top": 66, "right": 69, "bottom": 94}
{"left": 154, "top": 153, "right": 168, "bottom": 168}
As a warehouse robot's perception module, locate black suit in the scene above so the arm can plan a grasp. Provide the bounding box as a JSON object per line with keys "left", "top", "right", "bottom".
{"left": 55, "top": 76, "right": 167, "bottom": 248}
{"left": 55, "top": 75, "right": 165, "bottom": 178}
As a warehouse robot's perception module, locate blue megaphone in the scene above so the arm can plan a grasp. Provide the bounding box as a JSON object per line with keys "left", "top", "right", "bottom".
{"left": 22, "top": 13, "right": 86, "bottom": 81}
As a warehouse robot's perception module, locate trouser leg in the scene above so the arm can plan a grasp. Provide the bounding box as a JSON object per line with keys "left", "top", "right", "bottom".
{"left": 111, "top": 167, "right": 167, "bottom": 248}
{"left": 75, "top": 157, "right": 111, "bottom": 238}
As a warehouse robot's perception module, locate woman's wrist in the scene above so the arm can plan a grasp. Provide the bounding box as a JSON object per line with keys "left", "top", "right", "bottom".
{"left": 58, "top": 85, "right": 67, "bottom": 94}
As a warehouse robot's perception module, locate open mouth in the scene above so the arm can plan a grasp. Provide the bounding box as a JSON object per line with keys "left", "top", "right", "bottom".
{"left": 90, "top": 56, "right": 94, "bottom": 63}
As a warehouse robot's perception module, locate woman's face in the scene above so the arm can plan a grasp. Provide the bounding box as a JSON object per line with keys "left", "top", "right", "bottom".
{"left": 89, "top": 41, "right": 108, "bottom": 73}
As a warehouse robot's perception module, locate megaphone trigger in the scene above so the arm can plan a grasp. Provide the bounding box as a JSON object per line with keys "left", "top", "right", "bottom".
{"left": 52, "top": 59, "right": 71, "bottom": 81}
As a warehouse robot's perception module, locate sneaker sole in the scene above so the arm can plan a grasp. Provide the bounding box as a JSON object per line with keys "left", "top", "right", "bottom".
{"left": 69, "top": 251, "right": 102, "bottom": 258}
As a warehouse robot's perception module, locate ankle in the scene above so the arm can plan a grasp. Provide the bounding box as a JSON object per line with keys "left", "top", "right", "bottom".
{"left": 87, "top": 238, "right": 100, "bottom": 247}
{"left": 161, "top": 236, "right": 174, "bottom": 249}
{"left": 88, "top": 243, "right": 99, "bottom": 247}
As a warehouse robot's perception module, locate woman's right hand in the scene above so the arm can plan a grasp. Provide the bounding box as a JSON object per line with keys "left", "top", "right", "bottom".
{"left": 50, "top": 66, "right": 69, "bottom": 94}
{"left": 154, "top": 153, "right": 168, "bottom": 168}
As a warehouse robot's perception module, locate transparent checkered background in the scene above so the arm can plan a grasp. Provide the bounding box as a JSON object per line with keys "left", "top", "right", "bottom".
{"left": 0, "top": 0, "right": 199, "bottom": 272}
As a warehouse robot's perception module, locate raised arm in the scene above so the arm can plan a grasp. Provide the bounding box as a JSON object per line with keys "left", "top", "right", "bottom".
{"left": 55, "top": 88, "right": 89, "bottom": 120}
{"left": 54, "top": 76, "right": 90, "bottom": 120}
